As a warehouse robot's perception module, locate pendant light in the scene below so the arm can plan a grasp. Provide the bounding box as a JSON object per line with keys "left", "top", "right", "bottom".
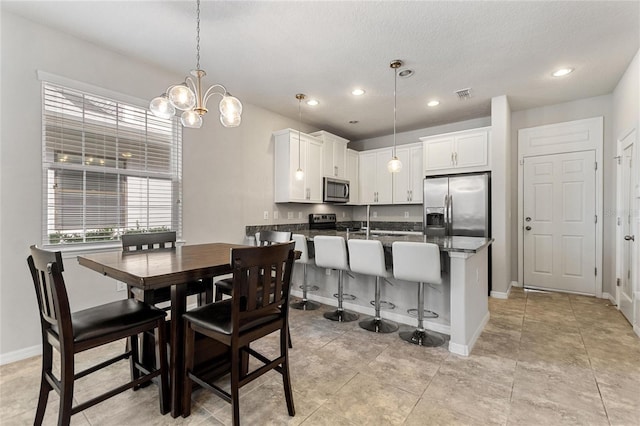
{"left": 295, "top": 94, "right": 305, "bottom": 181}
{"left": 387, "top": 60, "right": 403, "bottom": 173}
{"left": 149, "top": 0, "right": 242, "bottom": 128}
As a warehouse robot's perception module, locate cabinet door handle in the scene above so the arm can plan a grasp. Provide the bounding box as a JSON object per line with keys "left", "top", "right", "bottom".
{"left": 451, "top": 152, "right": 454, "bottom": 165}
{"left": 407, "top": 190, "right": 410, "bottom": 201}
{"left": 334, "top": 166, "right": 338, "bottom": 176}
{"left": 410, "top": 189, "right": 413, "bottom": 201}
{"left": 454, "top": 152, "right": 458, "bottom": 166}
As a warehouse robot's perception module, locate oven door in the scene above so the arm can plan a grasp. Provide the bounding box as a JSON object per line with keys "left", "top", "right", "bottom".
{"left": 323, "top": 178, "right": 350, "bottom": 203}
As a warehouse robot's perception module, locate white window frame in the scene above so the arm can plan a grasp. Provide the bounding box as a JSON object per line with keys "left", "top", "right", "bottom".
{"left": 39, "top": 72, "right": 183, "bottom": 253}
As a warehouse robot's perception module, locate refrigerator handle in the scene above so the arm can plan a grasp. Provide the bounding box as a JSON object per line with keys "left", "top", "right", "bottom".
{"left": 448, "top": 194, "right": 453, "bottom": 234}
{"left": 444, "top": 194, "right": 449, "bottom": 230}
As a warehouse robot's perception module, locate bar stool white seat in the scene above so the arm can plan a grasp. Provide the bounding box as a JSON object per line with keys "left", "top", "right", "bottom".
{"left": 348, "top": 239, "right": 398, "bottom": 333}
{"left": 290, "top": 234, "right": 320, "bottom": 310}
{"left": 313, "top": 236, "right": 358, "bottom": 322}
{"left": 392, "top": 241, "right": 445, "bottom": 347}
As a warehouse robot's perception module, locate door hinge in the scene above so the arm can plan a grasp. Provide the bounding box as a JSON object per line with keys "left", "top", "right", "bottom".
{"left": 519, "top": 159, "right": 524, "bottom": 165}
{"left": 594, "top": 162, "right": 598, "bottom": 170}
{"left": 617, "top": 217, "right": 621, "bottom": 226}
{"left": 594, "top": 267, "right": 597, "bottom": 276}
{"left": 616, "top": 278, "right": 621, "bottom": 287}
{"left": 614, "top": 155, "right": 621, "bottom": 165}
{"left": 594, "top": 215, "right": 597, "bottom": 224}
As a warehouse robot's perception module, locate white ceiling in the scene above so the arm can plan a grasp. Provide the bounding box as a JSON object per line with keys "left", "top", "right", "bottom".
{"left": 3, "top": 1, "right": 639, "bottom": 141}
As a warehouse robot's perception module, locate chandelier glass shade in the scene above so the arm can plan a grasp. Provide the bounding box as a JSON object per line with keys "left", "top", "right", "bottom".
{"left": 149, "top": 0, "right": 242, "bottom": 129}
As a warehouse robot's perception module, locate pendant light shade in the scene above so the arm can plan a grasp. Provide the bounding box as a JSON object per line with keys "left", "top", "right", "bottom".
{"left": 387, "top": 60, "right": 403, "bottom": 173}
{"left": 149, "top": 0, "right": 243, "bottom": 129}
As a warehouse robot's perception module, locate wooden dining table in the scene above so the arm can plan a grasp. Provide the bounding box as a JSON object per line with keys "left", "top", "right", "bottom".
{"left": 77, "top": 242, "right": 245, "bottom": 418}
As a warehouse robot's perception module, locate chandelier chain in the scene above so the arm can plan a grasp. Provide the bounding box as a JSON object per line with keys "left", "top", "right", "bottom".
{"left": 196, "top": 0, "right": 201, "bottom": 70}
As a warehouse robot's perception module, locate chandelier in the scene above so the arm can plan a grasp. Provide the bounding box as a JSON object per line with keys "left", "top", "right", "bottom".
{"left": 149, "top": 0, "right": 242, "bottom": 128}
{"left": 387, "top": 60, "right": 403, "bottom": 173}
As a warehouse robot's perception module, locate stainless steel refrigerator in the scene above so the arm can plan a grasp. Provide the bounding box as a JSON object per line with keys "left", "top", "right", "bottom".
{"left": 423, "top": 172, "right": 490, "bottom": 237}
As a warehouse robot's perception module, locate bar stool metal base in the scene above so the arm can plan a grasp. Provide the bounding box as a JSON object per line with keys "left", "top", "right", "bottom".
{"left": 324, "top": 309, "right": 359, "bottom": 322}
{"left": 359, "top": 318, "right": 399, "bottom": 333}
{"left": 400, "top": 329, "right": 445, "bottom": 347}
{"left": 290, "top": 299, "right": 321, "bottom": 310}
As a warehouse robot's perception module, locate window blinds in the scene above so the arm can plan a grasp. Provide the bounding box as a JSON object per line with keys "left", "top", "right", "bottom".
{"left": 42, "top": 82, "right": 182, "bottom": 246}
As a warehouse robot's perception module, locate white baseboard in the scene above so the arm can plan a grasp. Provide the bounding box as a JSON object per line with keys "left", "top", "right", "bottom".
{"left": 490, "top": 281, "right": 515, "bottom": 299}
{"left": 290, "top": 290, "right": 451, "bottom": 335}
{"left": 634, "top": 324, "right": 640, "bottom": 338}
{"left": 0, "top": 344, "right": 42, "bottom": 366}
{"left": 448, "top": 311, "right": 490, "bottom": 356}
{"left": 601, "top": 292, "right": 616, "bottom": 305}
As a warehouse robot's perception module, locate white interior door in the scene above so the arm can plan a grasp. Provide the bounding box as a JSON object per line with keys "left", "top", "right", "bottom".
{"left": 523, "top": 151, "right": 596, "bottom": 294}
{"left": 619, "top": 139, "right": 635, "bottom": 324}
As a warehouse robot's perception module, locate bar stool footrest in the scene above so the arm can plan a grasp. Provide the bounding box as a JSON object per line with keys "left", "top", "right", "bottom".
{"left": 299, "top": 284, "right": 319, "bottom": 292}
{"left": 333, "top": 293, "right": 356, "bottom": 301}
{"left": 407, "top": 308, "right": 439, "bottom": 319}
{"left": 370, "top": 300, "right": 396, "bottom": 310}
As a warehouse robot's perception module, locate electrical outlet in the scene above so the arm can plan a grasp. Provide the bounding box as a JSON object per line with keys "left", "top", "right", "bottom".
{"left": 287, "top": 212, "right": 294, "bottom": 219}
{"left": 263, "top": 211, "right": 269, "bottom": 220}
{"left": 373, "top": 211, "right": 378, "bottom": 218}
{"left": 116, "top": 281, "right": 127, "bottom": 292}
{"left": 404, "top": 211, "right": 409, "bottom": 218}
{"left": 342, "top": 212, "right": 346, "bottom": 218}
{"left": 273, "top": 211, "right": 279, "bottom": 220}
{"left": 325, "top": 268, "right": 332, "bottom": 276}
{"left": 298, "top": 212, "right": 302, "bottom": 219}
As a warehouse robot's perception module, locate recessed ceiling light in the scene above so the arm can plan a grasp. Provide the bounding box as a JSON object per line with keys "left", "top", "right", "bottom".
{"left": 348, "top": 120, "right": 359, "bottom": 124}
{"left": 351, "top": 88, "right": 365, "bottom": 96}
{"left": 552, "top": 68, "right": 574, "bottom": 77}
{"left": 427, "top": 100, "right": 440, "bottom": 107}
{"left": 306, "top": 99, "right": 319, "bottom": 106}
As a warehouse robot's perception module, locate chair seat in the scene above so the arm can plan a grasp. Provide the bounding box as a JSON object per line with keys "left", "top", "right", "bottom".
{"left": 215, "top": 278, "right": 233, "bottom": 294}
{"left": 52, "top": 299, "right": 167, "bottom": 343}
{"left": 183, "top": 299, "right": 281, "bottom": 336}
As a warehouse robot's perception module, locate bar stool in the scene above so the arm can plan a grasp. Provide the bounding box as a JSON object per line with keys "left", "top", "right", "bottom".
{"left": 348, "top": 239, "right": 398, "bottom": 333}
{"left": 313, "top": 236, "right": 358, "bottom": 322}
{"left": 392, "top": 241, "right": 445, "bottom": 347}
{"left": 290, "top": 234, "right": 320, "bottom": 310}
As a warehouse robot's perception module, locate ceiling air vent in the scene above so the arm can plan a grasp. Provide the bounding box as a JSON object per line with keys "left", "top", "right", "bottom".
{"left": 455, "top": 88, "right": 472, "bottom": 100}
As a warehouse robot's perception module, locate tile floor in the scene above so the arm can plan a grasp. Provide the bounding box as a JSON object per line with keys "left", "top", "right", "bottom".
{"left": 1, "top": 287, "right": 639, "bottom": 425}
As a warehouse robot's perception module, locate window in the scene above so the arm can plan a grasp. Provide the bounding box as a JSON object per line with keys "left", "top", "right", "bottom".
{"left": 42, "top": 82, "right": 182, "bottom": 246}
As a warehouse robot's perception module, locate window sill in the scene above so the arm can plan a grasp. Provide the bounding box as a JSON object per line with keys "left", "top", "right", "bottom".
{"left": 42, "top": 242, "right": 123, "bottom": 259}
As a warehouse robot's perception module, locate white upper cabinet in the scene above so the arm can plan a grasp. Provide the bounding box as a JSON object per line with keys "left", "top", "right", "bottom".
{"left": 274, "top": 129, "right": 323, "bottom": 203}
{"left": 346, "top": 149, "right": 359, "bottom": 205}
{"left": 359, "top": 148, "right": 393, "bottom": 204}
{"left": 392, "top": 143, "right": 423, "bottom": 204}
{"left": 311, "top": 130, "right": 348, "bottom": 179}
{"left": 421, "top": 127, "right": 491, "bottom": 175}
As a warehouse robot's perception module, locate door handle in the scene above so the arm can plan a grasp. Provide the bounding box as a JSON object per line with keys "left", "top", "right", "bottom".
{"left": 624, "top": 235, "right": 635, "bottom": 241}
{"left": 525, "top": 226, "right": 532, "bottom": 231}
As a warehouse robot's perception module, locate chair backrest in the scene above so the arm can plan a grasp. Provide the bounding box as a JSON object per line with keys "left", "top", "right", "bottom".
{"left": 256, "top": 230, "right": 292, "bottom": 246}
{"left": 230, "top": 242, "right": 296, "bottom": 326}
{"left": 348, "top": 239, "right": 387, "bottom": 277}
{"left": 27, "top": 245, "right": 72, "bottom": 341}
{"left": 392, "top": 242, "right": 442, "bottom": 285}
{"left": 292, "top": 234, "right": 311, "bottom": 264}
{"left": 313, "top": 236, "right": 348, "bottom": 270}
{"left": 122, "top": 231, "right": 176, "bottom": 252}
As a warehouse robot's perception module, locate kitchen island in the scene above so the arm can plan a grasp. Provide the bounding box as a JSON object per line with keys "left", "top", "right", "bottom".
{"left": 273, "top": 228, "right": 492, "bottom": 356}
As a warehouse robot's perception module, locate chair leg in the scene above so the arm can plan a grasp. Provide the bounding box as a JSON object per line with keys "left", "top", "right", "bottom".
{"left": 58, "top": 349, "right": 74, "bottom": 426}
{"left": 281, "top": 325, "right": 295, "bottom": 417}
{"left": 130, "top": 333, "right": 141, "bottom": 390}
{"left": 155, "top": 320, "right": 170, "bottom": 415}
{"left": 230, "top": 343, "right": 241, "bottom": 426}
{"left": 181, "top": 324, "right": 196, "bottom": 418}
{"left": 34, "top": 341, "right": 53, "bottom": 425}
{"left": 214, "top": 286, "right": 223, "bottom": 302}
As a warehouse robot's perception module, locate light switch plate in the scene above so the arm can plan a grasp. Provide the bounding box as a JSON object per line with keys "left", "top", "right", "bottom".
{"left": 287, "top": 212, "right": 294, "bottom": 219}
{"left": 373, "top": 211, "right": 378, "bottom": 218}
{"left": 298, "top": 212, "right": 302, "bottom": 219}
{"left": 116, "top": 282, "right": 127, "bottom": 292}
{"left": 263, "top": 211, "right": 269, "bottom": 220}
{"left": 404, "top": 211, "right": 409, "bottom": 218}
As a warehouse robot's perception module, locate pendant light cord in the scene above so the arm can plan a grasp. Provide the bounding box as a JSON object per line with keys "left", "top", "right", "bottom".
{"left": 298, "top": 97, "right": 302, "bottom": 169}
{"left": 393, "top": 65, "right": 397, "bottom": 157}
{"left": 196, "top": 0, "right": 201, "bottom": 70}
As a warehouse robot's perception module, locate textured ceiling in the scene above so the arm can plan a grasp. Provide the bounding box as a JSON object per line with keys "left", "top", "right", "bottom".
{"left": 3, "top": 1, "right": 639, "bottom": 141}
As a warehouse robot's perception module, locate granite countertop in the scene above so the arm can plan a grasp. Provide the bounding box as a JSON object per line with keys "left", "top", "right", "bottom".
{"left": 295, "top": 229, "right": 493, "bottom": 254}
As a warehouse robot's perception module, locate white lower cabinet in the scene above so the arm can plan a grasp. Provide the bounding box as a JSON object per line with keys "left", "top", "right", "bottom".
{"left": 274, "top": 129, "right": 323, "bottom": 203}
{"left": 359, "top": 148, "right": 393, "bottom": 204}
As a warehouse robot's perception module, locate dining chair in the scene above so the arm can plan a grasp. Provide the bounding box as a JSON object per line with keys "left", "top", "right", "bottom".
{"left": 181, "top": 242, "right": 296, "bottom": 426}
{"left": 214, "top": 230, "right": 292, "bottom": 301}
{"left": 122, "top": 231, "right": 213, "bottom": 307}
{"left": 27, "top": 245, "right": 169, "bottom": 425}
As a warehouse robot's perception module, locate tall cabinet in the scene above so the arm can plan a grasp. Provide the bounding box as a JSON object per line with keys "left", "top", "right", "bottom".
{"left": 311, "top": 131, "right": 348, "bottom": 179}
{"left": 274, "top": 129, "right": 323, "bottom": 203}
{"left": 392, "top": 143, "right": 423, "bottom": 204}
{"left": 359, "top": 148, "right": 393, "bottom": 204}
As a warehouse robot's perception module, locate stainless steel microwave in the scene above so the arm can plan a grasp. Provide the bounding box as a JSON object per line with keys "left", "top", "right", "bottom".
{"left": 323, "top": 177, "right": 350, "bottom": 203}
